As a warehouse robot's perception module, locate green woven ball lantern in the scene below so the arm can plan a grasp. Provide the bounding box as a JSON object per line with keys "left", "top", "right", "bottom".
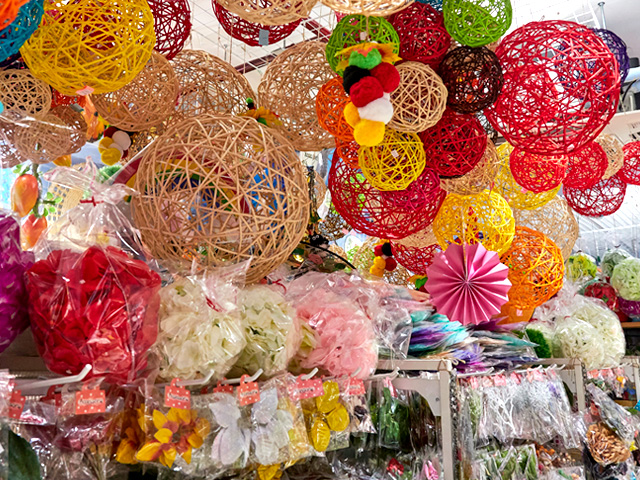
{"left": 443, "top": 0, "right": 512, "bottom": 47}
{"left": 325, "top": 15, "right": 400, "bottom": 74}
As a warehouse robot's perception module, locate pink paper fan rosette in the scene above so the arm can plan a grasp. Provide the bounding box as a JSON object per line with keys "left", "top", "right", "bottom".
{"left": 426, "top": 243, "right": 511, "bottom": 325}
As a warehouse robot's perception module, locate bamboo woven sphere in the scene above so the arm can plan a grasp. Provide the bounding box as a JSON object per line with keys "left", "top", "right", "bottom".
{"left": 509, "top": 147, "right": 568, "bottom": 193}
{"left": 128, "top": 126, "right": 163, "bottom": 159}
{"left": 334, "top": 137, "right": 360, "bottom": 168}
{"left": 316, "top": 76, "right": 354, "bottom": 142}
{"left": 391, "top": 237, "right": 441, "bottom": 274}
{"left": 0, "top": 68, "right": 51, "bottom": 117}
{"left": 50, "top": 105, "right": 87, "bottom": 154}
{"left": 318, "top": 204, "right": 350, "bottom": 241}
{"left": 388, "top": 3, "right": 451, "bottom": 68}
{"left": 321, "top": 0, "right": 411, "bottom": 18}
{"left": 14, "top": 113, "right": 78, "bottom": 164}
{"left": 432, "top": 189, "right": 515, "bottom": 255}
{"left": 440, "top": 138, "right": 499, "bottom": 195}
{"left": 351, "top": 237, "right": 413, "bottom": 286}
{"left": 620, "top": 141, "right": 640, "bottom": 185}
{"left": 395, "top": 223, "right": 437, "bottom": 247}
{"left": 596, "top": 134, "right": 624, "bottom": 180}
{"left": 0, "top": 116, "right": 28, "bottom": 168}
{"left": 148, "top": 0, "right": 191, "bottom": 60}
{"left": 358, "top": 129, "right": 426, "bottom": 191}
{"left": 563, "top": 142, "right": 608, "bottom": 189}
{"left": 389, "top": 62, "right": 447, "bottom": 133}
{"left": 513, "top": 196, "right": 578, "bottom": 260}
{"left": 0, "top": 0, "right": 43, "bottom": 63}
{"left": 564, "top": 174, "right": 627, "bottom": 217}
{"left": 216, "top": 0, "right": 315, "bottom": 26}
{"left": 443, "top": 0, "right": 512, "bottom": 47}
{"left": 170, "top": 50, "right": 256, "bottom": 120}
{"left": 131, "top": 115, "right": 310, "bottom": 283}
{"left": 258, "top": 41, "right": 334, "bottom": 151}
{"left": 500, "top": 226, "right": 564, "bottom": 309}
{"left": 92, "top": 53, "right": 178, "bottom": 132}
{"left": 20, "top": 0, "right": 156, "bottom": 96}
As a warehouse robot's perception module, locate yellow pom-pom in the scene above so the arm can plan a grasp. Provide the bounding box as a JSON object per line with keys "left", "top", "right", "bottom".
{"left": 354, "top": 120, "right": 385, "bottom": 147}
{"left": 373, "top": 256, "right": 387, "bottom": 268}
{"left": 343, "top": 102, "right": 360, "bottom": 128}
{"left": 101, "top": 147, "right": 122, "bottom": 166}
{"left": 369, "top": 265, "right": 385, "bottom": 277}
{"left": 98, "top": 137, "right": 114, "bottom": 152}
{"left": 53, "top": 155, "right": 72, "bottom": 167}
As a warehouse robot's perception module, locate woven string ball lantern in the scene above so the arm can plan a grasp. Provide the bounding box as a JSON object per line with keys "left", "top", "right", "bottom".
{"left": 477, "top": 111, "right": 498, "bottom": 142}
{"left": 592, "top": 28, "right": 629, "bottom": 82}
{"left": 321, "top": 0, "right": 410, "bottom": 19}
{"left": 419, "top": 109, "right": 487, "bottom": 178}
{"left": 391, "top": 234, "right": 441, "bottom": 274}
{"left": 358, "top": 129, "right": 426, "bottom": 191}
{"left": 417, "top": 0, "right": 442, "bottom": 8}
{"left": 171, "top": 50, "right": 256, "bottom": 120}
{"left": 0, "top": 69, "right": 51, "bottom": 117}
{"left": 259, "top": 41, "right": 335, "bottom": 152}
{"left": 439, "top": 46, "right": 503, "bottom": 114}
{"left": 20, "top": 0, "right": 156, "bottom": 96}
{"left": 389, "top": 61, "right": 447, "bottom": 133}
{"left": 619, "top": 141, "right": 640, "bottom": 185}
{"left": 131, "top": 114, "right": 309, "bottom": 284}
{"left": 316, "top": 76, "right": 354, "bottom": 142}
{"left": 148, "top": 0, "right": 191, "bottom": 60}
{"left": 351, "top": 237, "right": 413, "bottom": 286}
{"left": 14, "top": 113, "right": 78, "bottom": 164}
{"left": 216, "top": 0, "right": 314, "bottom": 26}
{"left": 0, "top": 0, "right": 43, "bottom": 63}
{"left": 443, "top": 0, "right": 512, "bottom": 47}
{"left": 513, "top": 196, "right": 578, "bottom": 261}
{"left": 596, "top": 134, "right": 624, "bottom": 180}
{"left": 509, "top": 147, "right": 568, "bottom": 193}
{"left": 379, "top": 166, "right": 443, "bottom": 213}
{"left": 564, "top": 174, "right": 626, "bottom": 217}
{"left": 0, "top": 0, "right": 27, "bottom": 30}
{"left": 432, "top": 189, "right": 515, "bottom": 254}
{"left": 50, "top": 105, "right": 87, "bottom": 154}
{"left": 563, "top": 142, "right": 608, "bottom": 189}
{"left": 388, "top": 3, "right": 451, "bottom": 68}
{"left": 395, "top": 224, "right": 437, "bottom": 247}
{"left": 92, "top": 53, "right": 178, "bottom": 132}
{"left": 440, "top": 138, "right": 499, "bottom": 195}
{"left": 500, "top": 226, "right": 564, "bottom": 310}
{"left": 325, "top": 15, "right": 400, "bottom": 74}
{"left": 486, "top": 21, "right": 620, "bottom": 155}
{"left": 334, "top": 137, "right": 360, "bottom": 169}
{"left": 318, "top": 204, "right": 350, "bottom": 242}
{"left": 494, "top": 143, "right": 560, "bottom": 210}
{"left": 213, "top": 0, "right": 301, "bottom": 47}
{"left": 0, "top": 116, "right": 28, "bottom": 168}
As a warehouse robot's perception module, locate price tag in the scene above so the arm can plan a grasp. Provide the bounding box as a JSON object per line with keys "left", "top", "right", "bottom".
{"left": 258, "top": 29, "right": 270, "bottom": 46}
{"left": 75, "top": 385, "right": 106, "bottom": 415}
{"left": 213, "top": 380, "right": 234, "bottom": 394}
{"left": 290, "top": 376, "right": 324, "bottom": 400}
{"left": 237, "top": 375, "right": 260, "bottom": 406}
{"left": 7, "top": 390, "right": 25, "bottom": 419}
{"left": 165, "top": 379, "right": 191, "bottom": 410}
{"left": 494, "top": 374, "right": 507, "bottom": 387}
{"left": 346, "top": 377, "right": 366, "bottom": 396}
{"left": 383, "top": 376, "right": 397, "bottom": 398}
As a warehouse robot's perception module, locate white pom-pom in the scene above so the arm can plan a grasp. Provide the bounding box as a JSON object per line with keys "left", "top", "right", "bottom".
{"left": 112, "top": 130, "right": 131, "bottom": 150}
{"left": 357, "top": 98, "right": 394, "bottom": 124}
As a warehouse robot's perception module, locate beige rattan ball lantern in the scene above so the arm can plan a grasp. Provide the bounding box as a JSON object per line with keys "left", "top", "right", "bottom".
{"left": 440, "top": 139, "right": 500, "bottom": 195}
{"left": 50, "top": 106, "right": 87, "bottom": 154}
{"left": 92, "top": 53, "right": 178, "bottom": 132}
{"left": 318, "top": 204, "right": 350, "bottom": 241}
{"left": 258, "top": 41, "right": 335, "bottom": 152}
{"left": 131, "top": 114, "right": 310, "bottom": 283}
{"left": 389, "top": 62, "right": 447, "bottom": 133}
{"left": 0, "top": 69, "right": 51, "bottom": 117}
{"left": 321, "top": 0, "right": 412, "bottom": 17}
{"left": 216, "top": 0, "right": 316, "bottom": 26}
{"left": 597, "top": 134, "right": 624, "bottom": 180}
{"left": 0, "top": 116, "right": 28, "bottom": 168}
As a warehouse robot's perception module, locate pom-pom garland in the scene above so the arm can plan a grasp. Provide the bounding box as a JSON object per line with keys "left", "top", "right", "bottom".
{"left": 443, "top": 0, "right": 512, "bottom": 47}
{"left": 148, "top": 0, "right": 191, "bottom": 60}
{"left": 509, "top": 148, "right": 568, "bottom": 193}
{"left": 0, "top": 0, "right": 43, "bottom": 63}
{"left": 370, "top": 239, "right": 397, "bottom": 276}
{"left": 98, "top": 126, "right": 131, "bottom": 165}
{"left": 563, "top": 142, "right": 609, "bottom": 189}
{"left": 563, "top": 174, "right": 626, "bottom": 217}
{"left": 620, "top": 141, "right": 640, "bottom": 185}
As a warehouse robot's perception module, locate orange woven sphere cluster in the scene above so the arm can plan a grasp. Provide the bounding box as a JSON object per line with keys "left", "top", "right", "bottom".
{"left": 316, "top": 76, "right": 354, "bottom": 142}
{"left": 500, "top": 226, "right": 564, "bottom": 309}
{"left": 509, "top": 148, "right": 568, "bottom": 193}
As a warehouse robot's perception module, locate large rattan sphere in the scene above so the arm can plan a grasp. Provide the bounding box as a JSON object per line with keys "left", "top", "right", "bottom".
{"left": 564, "top": 174, "right": 626, "bottom": 217}
{"left": 14, "top": 113, "right": 80, "bottom": 164}
{"left": 148, "top": 0, "right": 191, "bottom": 60}
{"left": 216, "top": 0, "right": 315, "bottom": 26}
{"left": 20, "top": 0, "right": 156, "bottom": 96}
{"left": 50, "top": 105, "right": 87, "bottom": 154}
{"left": 563, "top": 142, "right": 608, "bottom": 189}
{"left": 92, "top": 53, "right": 178, "bottom": 132}
{"left": 316, "top": 76, "right": 354, "bottom": 141}
{"left": 170, "top": 50, "right": 255, "bottom": 120}
{"left": 433, "top": 189, "right": 515, "bottom": 254}
{"left": 389, "top": 62, "right": 447, "bottom": 133}
{"left": 131, "top": 115, "right": 310, "bottom": 283}
{"left": 351, "top": 237, "right": 413, "bottom": 286}
{"left": 513, "top": 196, "right": 578, "bottom": 261}
{"left": 509, "top": 148, "right": 568, "bottom": 193}
{"left": 596, "top": 134, "right": 624, "bottom": 180}
{"left": 0, "top": 115, "right": 28, "bottom": 168}
{"left": 443, "top": 0, "right": 512, "bottom": 47}
{"left": 259, "top": 41, "right": 334, "bottom": 152}
{"left": 321, "top": 0, "right": 411, "bottom": 18}
{"left": 0, "top": 68, "right": 51, "bottom": 117}
{"left": 440, "top": 138, "right": 499, "bottom": 195}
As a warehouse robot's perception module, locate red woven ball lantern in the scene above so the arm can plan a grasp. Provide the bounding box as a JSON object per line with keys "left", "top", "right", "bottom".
{"left": 379, "top": 166, "right": 443, "bottom": 212}
{"left": 419, "top": 109, "right": 487, "bottom": 178}
{"left": 563, "top": 142, "right": 608, "bottom": 189}
{"left": 390, "top": 241, "right": 441, "bottom": 275}
{"left": 564, "top": 174, "right": 626, "bottom": 217}
{"left": 509, "top": 148, "right": 568, "bottom": 193}
{"left": 316, "top": 76, "right": 354, "bottom": 142}
{"left": 212, "top": 0, "right": 301, "bottom": 47}
{"left": 486, "top": 20, "right": 621, "bottom": 155}
{"left": 619, "top": 141, "right": 640, "bottom": 185}
{"left": 328, "top": 157, "right": 445, "bottom": 239}
{"left": 388, "top": 3, "right": 451, "bottom": 69}
{"left": 148, "top": 0, "right": 192, "bottom": 60}
{"left": 334, "top": 137, "right": 359, "bottom": 169}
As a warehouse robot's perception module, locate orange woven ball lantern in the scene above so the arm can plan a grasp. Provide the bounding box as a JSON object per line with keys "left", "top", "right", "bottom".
{"left": 334, "top": 137, "right": 359, "bottom": 169}
{"left": 500, "top": 226, "right": 564, "bottom": 310}
{"left": 316, "top": 76, "right": 354, "bottom": 142}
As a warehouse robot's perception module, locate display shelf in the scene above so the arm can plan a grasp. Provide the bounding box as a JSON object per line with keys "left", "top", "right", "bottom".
{"left": 621, "top": 322, "right": 640, "bottom": 329}
{"left": 530, "top": 358, "right": 587, "bottom": 410}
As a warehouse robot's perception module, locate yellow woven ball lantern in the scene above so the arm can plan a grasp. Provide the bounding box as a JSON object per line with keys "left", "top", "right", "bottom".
{"left": 440, "top": 139, "right": 500, "bottom": 195}
{"left": 20, "top": 0, "right": 156, "bottom": 96}
{"left": 0, "top": 69, "right": 51, "bottom": 117}
{"left": 433, "top": 189, "right": 515, "bottom": 255}
{"left": 358, "top": 129, "right": 426, "bottom": 191}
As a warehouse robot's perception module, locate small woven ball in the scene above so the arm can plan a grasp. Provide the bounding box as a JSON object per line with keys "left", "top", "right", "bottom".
{"left": 14, "top": 113, "right": 79, "bottom": 164}
{"left": 619, "top": 141, "right": 640, "bottom": 185}
{"left": 439, "top": 46, "right": 503, "bottom": 114}
{"left": 259, "top": 41, "right": 335, "bottom": 152}
{"left": 0, "top": 68, "right": 51, "bottom": 117}
{"left": 325, "top": 15, "right": 400, "bottom": 74}
{"left": 417, "top": 0, "right": 442, "bottom": 8}
{"left": 391, "top": 237, "right": 441, "bottom": 275}
{"left": 500, "top": 226, "right": 564, "bottom": 310}
{"left": 388, "top": 3, "right": 451, "bottom": 68}
{"left": 0, "top": 0, "right": 27, "bottom": 29}
{"left": 20, "top": 0, "right": 156, "bottom": 96}
{"left": 216, "top": 0, "right": 315, "bottom": 26}
{"left": 440, "top": 138, "right": 499, "bottom": 195}
{"left": 321, "top": 0, "right": 410, "bottom": 18}
{"left": 596, "top": 134, "right": 624, "bottom": 180}
{"left": 213, "top": 1, "right": 300, "bottom": 47}
{"left": 358, "top": 129, "right": 426, "bottom": 191}
{"left": 148, "top": 0, "right": 191, "bottom": 60}
{"left": 592, "top": 28, "right": 629, "bottom": 82}
{"left": 513, "top": 196, "right": 578, "bottom": 260}
{"left": 432, "top": 189, "right": 515, "bottom": 255}
{"left": 486, "top": 21, "right": 620, "bottom": 155}
{"left": 316, "top": 76, "right": 354, "bottom": 142}
{"left": 0, "top": 0, "right": 43, "bottom": 63}
{"left": 394, "top": 224, "right": 437, "bottom": 247}
{"left": 494, "top": 143, "right": 560, "bottom": 210}
{"left": 334, "top": 137, "right": 360, "bottom": 169}
{"left": 389, "top": 61, "right": 447, "bottom": 133}
{"left": 564, "top": 174, "right": 626, "bottom": 217}
{"left": 509, "top": 147, "right": 568, "bottom": 193}
{"left": 563, "top": 142, "right": 608, "bottom": 189}
{"left": 443, "top": 0, "right": 512, "bottom": 47}
{"left": 318, "top": 204, "right": 350, "bottom": 242}
{"left": 131, "top": 115, "right": 309, "bottom": 284}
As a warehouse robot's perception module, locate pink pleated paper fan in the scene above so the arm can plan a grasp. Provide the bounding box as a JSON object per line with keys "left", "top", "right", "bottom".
{"left": 426, "top": 243, "right": 511, "bottom": 325}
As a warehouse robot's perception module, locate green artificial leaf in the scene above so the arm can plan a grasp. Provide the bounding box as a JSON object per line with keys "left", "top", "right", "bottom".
{"left": 8, "top": 429, "right": 42, "bottom": 480}
{"left": 54, "top": 197, "right": 63, "bottom": 205}
{"left": 45, "top": 192, "right": 54, "bottom": 201}
{"left": 415, "top": 277, "right": 428, "bottom": 289}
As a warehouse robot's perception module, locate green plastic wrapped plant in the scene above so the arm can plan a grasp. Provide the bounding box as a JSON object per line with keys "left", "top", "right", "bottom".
{"left": 611, "top": 257, "right": 640, "bottom": 300}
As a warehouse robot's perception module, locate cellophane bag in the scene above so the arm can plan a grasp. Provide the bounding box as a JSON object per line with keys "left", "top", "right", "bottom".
{"left": 337, "top": 375, "right": 374, "bottom": 435}
{"left": 25, "top": 163, "right": 162, "bottom": 384}
{"left": 301, "top": 379, "right": 350, "bottom": 454}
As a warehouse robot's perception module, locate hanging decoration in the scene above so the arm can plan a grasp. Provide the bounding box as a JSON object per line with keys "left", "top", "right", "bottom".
{"left": 563, "top": 141, "right": 609, "bottom": 189}
{"left": 316, "top": 77, "right": 354, "bottom": 142}
{"left": 98, "top": 127, "right": 132, "bottom": 165}
{"left": 0, "top": 68, "right": 51, "bottom": 117}
{"left": 390, "top": 237, "right": 440, "bottom": 275}
{"left": 508, "top": 148, "right": 568, "bottom": 193}
{"left": 0, "top": 119, "right": 26, "bottom": 168}
{"left": 369, "top": 239, "right": 398, "bottom": 277}
{"left": 563, "top": 174, "right": 626, "bottom": 217}
{"left": 320, "top": 0, "right": 410, "bottom": 24}
{"left": 334, "top": 137, "right": 360, "bottom": 168}
{"left": 620, "top": 141, "right": 640, "bottom": 185}
{"left": 14, "top": 112, "right": 84, "bottom": 164}
{"left": 440, "top": 139, "right": 500, "bottom": 195}
{"left": 597, "top": 134, "right": 625, "bottom": 180}
{"left": 443, "top": 0, "right": 512, "bottom": 47}
{"left": 216, "top": 0, "right": 315, "bottom": 26}
{"left": 350, "top": 236, "right": 413, "bottom": 286}
{"left": 592, "top": 28, "right": 630, "bottom": 82}
{"left": 0, "top": 0, "right": 43, "bottom": 63}
{"left": 148, "top": 0, "right": 191, "bottom": 60}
